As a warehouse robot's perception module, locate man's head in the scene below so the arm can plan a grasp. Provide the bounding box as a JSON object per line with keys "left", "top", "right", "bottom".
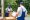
{"left": 8, "top": 3, "right": 12, "bottom": 8}
{"left": 20, "top": 2, "right": 24, "bottom": 6}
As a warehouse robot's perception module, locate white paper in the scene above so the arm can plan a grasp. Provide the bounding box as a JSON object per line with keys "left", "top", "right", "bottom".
{"left": 12, "top": 11, "right": 16, "bottom": 16}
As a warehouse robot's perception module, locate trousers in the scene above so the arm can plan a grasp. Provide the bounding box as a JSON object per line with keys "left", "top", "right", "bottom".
{"left": 5, "top": 12, "right": 9, "bottom": 17}
{"left": 17, "top": 11, "right": 25, "bottom": 20}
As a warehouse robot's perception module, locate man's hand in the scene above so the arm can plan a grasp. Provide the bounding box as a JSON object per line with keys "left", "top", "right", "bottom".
{"left": 16, "top": 12, "right": 19, "bottom": 17}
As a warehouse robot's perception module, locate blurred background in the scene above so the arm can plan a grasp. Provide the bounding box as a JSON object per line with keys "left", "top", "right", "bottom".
{"left": 0, "top": 0, "right": 30, "bottom": 14}
{"left": 0, "top": 0, "right": 30, "bottom": 20}
{"left": 4, "top": 0, "right": 30, "bottom": 14}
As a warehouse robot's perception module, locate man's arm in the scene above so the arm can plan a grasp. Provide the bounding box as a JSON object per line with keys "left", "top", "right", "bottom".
{"left": 25, "top": 10, "right": 27, "bottom": 16}
{"left": 16, "top": 7, "right": 21, "bottom": 16}
{"left": 22, "top": 7, "right": 27, "bottom": 16}
{"left": 5, "top": 8, "right": 8, "bottom": 11}
{"left": 21, "top": 6, "right": 27, "bottom": 16}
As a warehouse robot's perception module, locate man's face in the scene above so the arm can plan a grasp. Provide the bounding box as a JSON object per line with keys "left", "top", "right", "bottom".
{"left": 20, "top": 4, "right": 21, "bottom": 6}
{"left": 19, "top": 4, "right": 22, "bottom": 7}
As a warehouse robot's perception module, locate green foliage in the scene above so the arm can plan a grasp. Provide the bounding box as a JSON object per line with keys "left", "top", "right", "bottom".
{"left": 16, "top": 0, "right": 30, "bottom": 14}
{"left": 4, "top": 0, "right": 30, "bottom": 14}
{"left": 4, "top": 0, "right": 17, "bottom": 11}
{"left": 23, "top": 0, "right": 30, "bottom": 13}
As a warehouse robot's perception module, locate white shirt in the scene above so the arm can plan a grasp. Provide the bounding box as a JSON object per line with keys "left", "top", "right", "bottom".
{"left": 17, "top": 5, "right": 27, "bottom": 17}
{"left": 20, "top": 5, "right": 27, "bottom": 16}
{"left": 17, "top": 7, "right": 22, "bottom": 17}
{"left": 5, "top": 7, "right": 12, "bottom": 13}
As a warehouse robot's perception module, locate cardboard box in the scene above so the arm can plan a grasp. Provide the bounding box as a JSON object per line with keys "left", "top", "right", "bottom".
{"left": 5, "top": 17, "right": 16, "bottom": 20}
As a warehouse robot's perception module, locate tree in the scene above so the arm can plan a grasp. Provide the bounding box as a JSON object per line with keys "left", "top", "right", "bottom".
{"left": 23, "top": 0, "right": 30, "bottom": 14}
{"left": 4, "top": 0, "right": 17, "bottom": 11}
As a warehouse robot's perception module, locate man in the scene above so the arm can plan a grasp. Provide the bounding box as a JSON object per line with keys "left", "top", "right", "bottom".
{"left": 5, "top": 4, "right": 12, "bottom": 17}
{"left": 16, "top": 2, "right": 27, "bottom": 20}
